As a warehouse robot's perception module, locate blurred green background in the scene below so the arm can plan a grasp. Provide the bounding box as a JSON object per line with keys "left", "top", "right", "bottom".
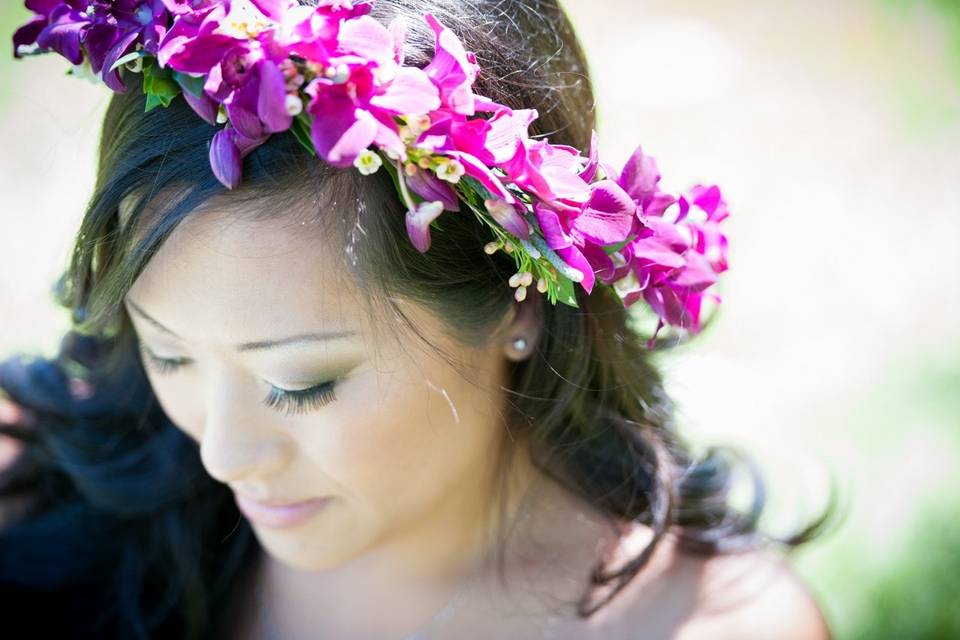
{"left": 1, "top": 1, "right": 958, "bottom": 638}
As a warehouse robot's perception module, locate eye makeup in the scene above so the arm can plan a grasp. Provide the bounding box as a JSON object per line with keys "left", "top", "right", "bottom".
{"left": 137, "top": 341, "right": 341, "bottom": 416}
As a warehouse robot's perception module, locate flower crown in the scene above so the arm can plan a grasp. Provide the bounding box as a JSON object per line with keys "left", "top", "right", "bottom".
{"left": 13, "top": 0, "right": 730, "bottom": 346}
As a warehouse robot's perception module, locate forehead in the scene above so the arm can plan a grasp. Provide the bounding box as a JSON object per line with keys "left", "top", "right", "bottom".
{"left": 124, "top": 201, "right": 362, "bottom": 344}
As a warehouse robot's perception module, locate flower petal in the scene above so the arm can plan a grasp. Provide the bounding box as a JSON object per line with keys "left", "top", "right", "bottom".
{"left": 423, "top": 13, "right": 478, "bottom": 115}
{"left": 249, "top": 0, "right": 291, "bottom": 21}
{"left": 209, "top": 127, "right": 242, "bottom": 189}
{"left": 100, "top": 29, "right": 141, "bottom": 92}
{"left": 405, "top": 201, "right": 445, "bottom": 252}
{"left": 308, "top": 86, "right": 379, "bottom": 167}
{"left": 257, "top": 59, "right": 292, "bottom": 133}
{"left": 571, "top": 180, "right": 636, "bottom": 245}
{"left": 485, "top": 198, "right": 529, "bottom": 239}
{"left": 533, "top": 203, "right": 573, "bottom": 250}
{"left": 369, "top": 67, "right": 440, "bottom": 114}
{"left": 337, "top": 14, "right": 394, "bottom": 64}
{"left": 182, "top": 85, "right": 220, "bottom": 124}
{"left": 485, "top": 108, "right": 537, "bottom": 165}
{"left": 556, "top": 244, "right": 595, "bottom": 294}
{"left": 13, "top": 17, "right": 47, "bottom": 57}
{"left": 446, "top": 151, "right": 514, "bottom": 202}
{"left": 579, "top": 130, "right": 600, "bottom": 183}
{"left": 36, "top": 5, "right": 88, "bottom": 66}
{"left": 618, "top": 145, "right": 663, "bottom": 203}
{"left": 407, "top": 169, "right": 460, "bottom": 212}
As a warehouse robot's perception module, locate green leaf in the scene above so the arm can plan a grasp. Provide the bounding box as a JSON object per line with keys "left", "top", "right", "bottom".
{"left": 555, "top": 276, "right": 579, "bottom": 307}
{"left": 289, "top": 115, "right": 317, "bottom": 157}
{"left": 459, "top": 175, "right": 491, "bottom": 205}
{"left": 173, "top": 71, "right": 206, "bottom": 98}
{"left": 141, "top": 58, "right": 180, "bottom": 113}
{"left": 144, "top": 92, "right": 171, "bottom": 112}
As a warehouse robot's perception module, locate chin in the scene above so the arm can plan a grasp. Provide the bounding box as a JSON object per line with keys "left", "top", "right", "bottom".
{"left": 250, "top": 519, "right": 375, "bottom": 572}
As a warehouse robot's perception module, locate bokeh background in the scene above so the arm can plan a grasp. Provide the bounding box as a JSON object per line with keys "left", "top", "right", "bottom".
{"left": 1, "top": 1, "right": 958, "bottom": 637}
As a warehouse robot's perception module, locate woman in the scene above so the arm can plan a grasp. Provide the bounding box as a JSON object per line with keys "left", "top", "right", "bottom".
{"left": 0, "top": 1, "right": 831, "bottom": 638}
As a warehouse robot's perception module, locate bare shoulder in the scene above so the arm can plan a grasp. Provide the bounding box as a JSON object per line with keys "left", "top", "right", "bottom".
{"left": 594, "top": 533, "right": 831, "bottom": 640}
{"left": 674, "top": 547, "right": 832, "bottom": 640}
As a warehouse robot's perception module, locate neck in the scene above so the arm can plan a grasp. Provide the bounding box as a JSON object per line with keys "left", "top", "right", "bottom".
{"left": 244, "top": 436, "right": 582, "bottom": 639}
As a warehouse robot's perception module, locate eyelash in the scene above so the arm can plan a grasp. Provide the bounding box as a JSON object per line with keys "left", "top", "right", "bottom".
{"left": 138, "top": 345, "right": 339, "bottom": 417}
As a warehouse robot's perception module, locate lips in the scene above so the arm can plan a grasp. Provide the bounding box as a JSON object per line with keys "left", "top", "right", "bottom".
{"left": 234, "top": 493, "right": 332, "bottom": 528}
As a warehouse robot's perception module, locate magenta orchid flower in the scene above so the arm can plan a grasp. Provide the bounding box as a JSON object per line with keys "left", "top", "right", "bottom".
{"left": 618, "top": 184, "right": 730, "bottom": 338}
{"left": 12, "top": 0, "right": 733, "bottom": 339}
{"left": 422, "top": 13, "right": 480, "bottom": 116}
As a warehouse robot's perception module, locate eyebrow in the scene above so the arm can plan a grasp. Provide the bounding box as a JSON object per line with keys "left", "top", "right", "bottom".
{"left": 124, "top": 298, "right": 356, "bottom": 353}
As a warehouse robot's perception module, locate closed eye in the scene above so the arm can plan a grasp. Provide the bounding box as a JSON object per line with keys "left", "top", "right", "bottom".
{"left": 137, "top": 342, "right": 339, "bottom": 416}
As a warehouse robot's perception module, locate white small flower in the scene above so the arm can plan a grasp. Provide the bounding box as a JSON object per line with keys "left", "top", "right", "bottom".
{"left": 509, "top": 273, "right": 522, "bottom": 288}
{"left": 514, "top": 286, "right": 528, "bottom": 302}
{"left": 285, "top": 94, "right": 303, "bottom": 116}
{"left": 354, "top": 150, "right": 383, "bottom": 176}
{"left": 519, "top": 271, "right": 534, "bottom": 287}
{"left": 483, "top": 242, "right": 500, "bottom": 255}
{"left": 435, "top": 159, "right": 465, "bottom": 184}
{"left": 216, "top": 105, "right": 228, "bottom": 124}
{"left": 537, "top": 278, "right": 548, "bottom": 293}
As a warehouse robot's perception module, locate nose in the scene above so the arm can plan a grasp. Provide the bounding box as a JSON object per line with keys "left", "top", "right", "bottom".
{"left": 198, "top": 382, "right": 294, "bottom": 485}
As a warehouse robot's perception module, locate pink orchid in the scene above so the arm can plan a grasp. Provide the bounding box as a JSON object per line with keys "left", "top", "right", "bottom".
{"left": 502, "top": 138, "right": 592, "bottom": 204}
{"left": 617, "top": 181, "right": 730, "bottom": 341}
{"left": 422, "top": 13, "right": 480, "bottom": 116}
{"left": 533, "top": 177, "right": 637, "bottom": 294}
{"left": 304, "top": 58, "right": 439, "bottom": 167}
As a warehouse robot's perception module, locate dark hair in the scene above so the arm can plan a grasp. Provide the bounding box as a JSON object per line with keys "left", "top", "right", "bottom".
{"left": 0, "top": 1, "right": 831, "bottom": 637}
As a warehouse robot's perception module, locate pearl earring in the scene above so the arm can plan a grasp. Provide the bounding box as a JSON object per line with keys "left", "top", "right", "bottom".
{"left": 512, "top": 337, "right": 527, "bottom": 352}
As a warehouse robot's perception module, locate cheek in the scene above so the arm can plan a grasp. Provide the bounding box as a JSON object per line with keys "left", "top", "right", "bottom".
{"left": 298, "top": 362, "right": 502, "bottom": 514}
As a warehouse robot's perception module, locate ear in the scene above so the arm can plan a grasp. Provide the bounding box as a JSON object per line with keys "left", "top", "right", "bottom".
{"left": 498, "top": 292, "right": 544, "bottom": 362}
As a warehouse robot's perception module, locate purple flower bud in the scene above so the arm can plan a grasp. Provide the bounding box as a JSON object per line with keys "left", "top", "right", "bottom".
{"left": 209, "top": 127, "right": 242, "bottom": 189}
{"left": 405, "top": 201, "right": 445, "bottom": 253}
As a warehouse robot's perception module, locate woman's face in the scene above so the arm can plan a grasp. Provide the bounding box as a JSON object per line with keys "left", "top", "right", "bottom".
{"left": 123, "top": 201, "right": 516, "bottom": 574}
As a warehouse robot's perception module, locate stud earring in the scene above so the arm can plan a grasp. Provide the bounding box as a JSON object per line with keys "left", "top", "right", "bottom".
{"left": 512, "top": 337, "right": 528, "bottom": 352}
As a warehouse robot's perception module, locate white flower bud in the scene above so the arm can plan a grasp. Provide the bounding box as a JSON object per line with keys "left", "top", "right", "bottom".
{"left": 285, "top": 94, "right": 303, "bottom": 116}
{"left": 514, "top": 286, "right": 528, "bottom": 302}
{"left": 330, "top": 63, "right": 350, "bottom": 84}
